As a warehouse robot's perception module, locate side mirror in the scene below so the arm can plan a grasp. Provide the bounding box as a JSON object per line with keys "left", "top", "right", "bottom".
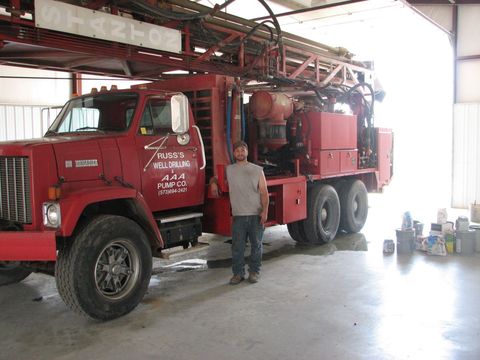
{"left": 171, "top": 94, "right": 189, "bottom": 134}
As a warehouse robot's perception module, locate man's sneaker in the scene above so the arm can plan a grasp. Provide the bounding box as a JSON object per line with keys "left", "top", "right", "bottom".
{"left": 248, "top": 272, "right": 259, "bottom": 283}
{"left": 229, "top": 275, "right": 244, "bottom": 285}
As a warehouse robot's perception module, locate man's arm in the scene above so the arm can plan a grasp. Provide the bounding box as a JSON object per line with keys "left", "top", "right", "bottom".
{"left": 258, "top": 171, "right": 269, "bottom": 224}
{"left": 209, "top": 176, "right": 221, "bottom": 198}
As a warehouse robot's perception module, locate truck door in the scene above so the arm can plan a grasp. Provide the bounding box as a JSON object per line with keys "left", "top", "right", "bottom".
{"left": 135, "top": 96, "right": 206, "bottom": 212}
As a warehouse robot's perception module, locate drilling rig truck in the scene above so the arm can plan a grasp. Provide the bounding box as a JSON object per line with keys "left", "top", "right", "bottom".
{"left": 0, "top": 0, "right": 392, "bottom": 320}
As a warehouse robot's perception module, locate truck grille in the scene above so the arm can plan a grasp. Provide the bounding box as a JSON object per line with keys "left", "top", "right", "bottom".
{"left": 0, "top": 157, "right": 32, "bottom": 224}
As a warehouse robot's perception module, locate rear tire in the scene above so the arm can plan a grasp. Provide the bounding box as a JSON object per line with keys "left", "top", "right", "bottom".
{"left": 56, "top": 215, "right": 152, "bottom": 321}
{"left": 287, "top": 221, "right": 308, "bottom": 243}
{"left": 339, "top": 179, "right": 368, "bottom": 233}
{"left": 303, "top": 184, "right": 340, "bottom": 244}
{"left": 0, "top": 262, "right": 32, "bottom": 286}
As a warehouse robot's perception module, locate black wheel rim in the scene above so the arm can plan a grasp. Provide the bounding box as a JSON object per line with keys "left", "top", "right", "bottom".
{"left": 321, "top": 202, "right": 329, "bottom": 228}
{"left": 352, "top": 194, "right": 360, "bottom": 219}
{"left": 94, "top": 239, "right": 140, "bottom": 301}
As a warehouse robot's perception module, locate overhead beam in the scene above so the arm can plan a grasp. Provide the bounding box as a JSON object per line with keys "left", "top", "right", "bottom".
{"left": 251, "top": 0, "right": 368, "bottom": 21}
{"left": 0, "top": 50, "right": 74, "bottom": 60}
{"left": 65, "top": 57, "right": 103, "bottom": 69}
{"left": 407, "top": 1, "right": 480, "bottom": 4}
{"left": 120, "top": 60, "right": 132, "bottom": 76}
{"left": 268, "top": 0, "right": 307, "bottom": 10}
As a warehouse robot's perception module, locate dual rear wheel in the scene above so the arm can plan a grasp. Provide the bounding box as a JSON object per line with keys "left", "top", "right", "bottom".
{"left": 287, "top": 179, "right": 368, "bottom": 244}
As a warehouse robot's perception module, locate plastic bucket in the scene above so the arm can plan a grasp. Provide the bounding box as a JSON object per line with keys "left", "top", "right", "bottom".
{"left": 455, "top": 230, "right": 476, "bottom": 255}
{"left": 396, "top": 229, "right": 415, "bottom": 254}
{"left": 470, "top": 226, "right": 480, "bottom": 252}
{"left": 413, "top": 221, "right": 424, "bottom": 237}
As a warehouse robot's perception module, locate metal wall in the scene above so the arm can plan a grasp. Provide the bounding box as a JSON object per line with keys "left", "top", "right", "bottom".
{"left": 452, "top": 103, "right": 480, "bottom": 208}
{"left": 456, "top": 5, "right": 480, "bottom": 103}
{"left": 0, "top": 104, "right": 60, "bottom": 141}
{"left": 411, "top": 3, "right": 480, "bottom": 208}
{"left": 0, "top": 66, "right": 71, "bottom": 106}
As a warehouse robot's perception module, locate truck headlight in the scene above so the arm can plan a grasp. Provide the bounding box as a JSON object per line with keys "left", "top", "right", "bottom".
{"left": 43, "top": 202, "right": 61, "bottom": 228}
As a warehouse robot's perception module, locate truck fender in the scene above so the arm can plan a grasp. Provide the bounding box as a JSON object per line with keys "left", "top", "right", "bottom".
{"left": 58, "top": 187, "right": 163, "bottom": 248}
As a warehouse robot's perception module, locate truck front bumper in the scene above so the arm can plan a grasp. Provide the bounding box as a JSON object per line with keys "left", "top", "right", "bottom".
{"left": 0, "top": 231, "right": 57, "bottom": 261}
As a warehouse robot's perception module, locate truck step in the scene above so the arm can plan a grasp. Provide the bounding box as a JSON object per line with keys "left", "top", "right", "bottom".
{"left": 158, "top": 242, "right": 209, "bottom": 260}
{"left": 156, "top": 212, "right": 203, "bottom": 224}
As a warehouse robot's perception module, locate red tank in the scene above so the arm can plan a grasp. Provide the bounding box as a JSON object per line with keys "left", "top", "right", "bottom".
{"left": 250, "top": 91, "right": 293, "bottom": 150}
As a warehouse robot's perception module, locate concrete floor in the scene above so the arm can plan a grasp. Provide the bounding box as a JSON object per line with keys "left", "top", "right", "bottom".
{"left": 1, "top": 193, "right": 480, "bottom": 360}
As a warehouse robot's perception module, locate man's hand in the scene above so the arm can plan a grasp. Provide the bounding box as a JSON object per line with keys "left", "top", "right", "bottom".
{"left": 209, "top": 177, "right": 221, "bottom": 198}
{"left": 260, "top": 210, "right": 268, "bottom": 225}
{"left": 210, "top": 182, "right": 220, "bottom": 197}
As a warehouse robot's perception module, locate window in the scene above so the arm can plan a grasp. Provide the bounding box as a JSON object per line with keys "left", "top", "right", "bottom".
{"left": 57, "top": 108, "right": 99, "bottom": 133}
{"left": 138, "top": 98, "right": 172, "bottom": 136}
{"left": 48, "top": 93, "right": 138, "bottom": 134}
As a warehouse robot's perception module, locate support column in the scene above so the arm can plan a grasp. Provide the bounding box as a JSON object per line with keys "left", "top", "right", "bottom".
{"left": 72, "top": 73, "right": 82, "bottom": 97}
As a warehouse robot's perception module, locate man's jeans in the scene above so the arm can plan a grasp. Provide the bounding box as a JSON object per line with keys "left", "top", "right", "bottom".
{"left": 232, "top": 215, "right": 264, "bottom": 276}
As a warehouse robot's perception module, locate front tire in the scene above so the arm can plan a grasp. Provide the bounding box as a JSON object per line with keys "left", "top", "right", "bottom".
{"left": 0, "top": 262, "right": 32, "bottom": 286}
{"left": 56, "top": 215, "right": 152, "bottom": 321}
{"left": 339, "top": 179, "right": 368, "bottom": 233}
{"left": 303, "top": 184, "right": 340, "bottom": 244}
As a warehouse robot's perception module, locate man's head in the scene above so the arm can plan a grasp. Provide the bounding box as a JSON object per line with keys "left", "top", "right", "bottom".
{"left": 233, "top": 141, "right": 248, "bottom": 163}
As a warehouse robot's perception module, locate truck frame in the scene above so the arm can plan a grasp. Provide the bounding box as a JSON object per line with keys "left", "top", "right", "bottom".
{"left": 0, "top": 0, "right": 392, "bottom": 320}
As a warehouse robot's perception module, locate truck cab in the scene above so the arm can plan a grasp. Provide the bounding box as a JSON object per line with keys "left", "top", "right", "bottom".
{"left": 44, "top": 87, "right": 206, "bottom": 247}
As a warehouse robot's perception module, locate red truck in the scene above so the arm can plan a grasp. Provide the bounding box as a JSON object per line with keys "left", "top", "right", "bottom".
{"left": 0, "top": 74, "right": 392, "bottom": 320}
{"left": 0, "top": 0, "right": 392, "bottom": 320}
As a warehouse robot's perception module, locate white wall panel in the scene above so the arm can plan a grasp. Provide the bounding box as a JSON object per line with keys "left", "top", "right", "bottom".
{"left": 456, "top": 60, "right": 480, "bottom": 103}
{"left": 457, "top": 5, "right": 480, "bottom": 57}
{"left": 0, "top": 104, "right": 60, "bottom": 141}
{"left": 452, "top": 103, "right": 480, "bottom": 208}
{"left": 414, "top": 5, "right": 453, "bottom": 33}
{"left": 0, "top": 66, "right": 70, "bottom": 106}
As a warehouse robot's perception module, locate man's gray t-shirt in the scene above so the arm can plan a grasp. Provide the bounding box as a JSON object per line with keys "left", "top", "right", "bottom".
{"left": 226, "top": 162, "right": 264, "bottom": 216}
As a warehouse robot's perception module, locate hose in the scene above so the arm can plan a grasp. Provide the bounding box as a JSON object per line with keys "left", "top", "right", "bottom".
{"left": 115, "top": 0, "right": 283, "bottom": 68}
{"left": 341, "top": 82, "right": 377, "bottom": 165}
{"left": 256, "top": 0, "right": 283, "bottom": 48}
{"left": 226, "top": 88, "right": 234, "bottom": 164}
{"left": 313, "top": 89, "right": 326, "bottom": 108}
{"left": 121, "top": 0, "right": 238, "bottom": 21}
{"left": 343, "top": 82, "right": 375, "bottom": 115}
{"left": 240, "top": 91, "right": 246, "bottom": 141}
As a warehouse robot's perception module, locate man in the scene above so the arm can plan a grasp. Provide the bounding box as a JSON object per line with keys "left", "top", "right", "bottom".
{"left": 210, "top": 141, "right": 269, "bottom": 284}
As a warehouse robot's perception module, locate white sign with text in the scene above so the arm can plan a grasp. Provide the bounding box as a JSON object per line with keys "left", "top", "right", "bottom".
{"left": 35, "top": 0, "right": 181, "bottom": 53}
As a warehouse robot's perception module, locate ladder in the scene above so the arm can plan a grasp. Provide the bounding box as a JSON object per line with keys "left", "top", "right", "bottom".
{"left": 0, "top": 0, "right": 372, "bottom": 90}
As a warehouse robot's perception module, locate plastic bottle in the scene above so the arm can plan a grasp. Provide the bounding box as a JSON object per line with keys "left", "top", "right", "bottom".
{"left": 437, "top": 208, "right": 448, "bottom": 224}
{"left": 402, "top": 211, "right": 413, "bottom": 230}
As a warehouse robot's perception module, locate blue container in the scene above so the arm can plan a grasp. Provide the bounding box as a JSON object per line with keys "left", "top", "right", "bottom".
{"left": 402, "top": 212, "right": 413, "bottom": 230}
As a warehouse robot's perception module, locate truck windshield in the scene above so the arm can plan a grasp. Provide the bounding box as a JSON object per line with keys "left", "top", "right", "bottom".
{"left": 47, "top": 92, "right": 139, "bottom": 135}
